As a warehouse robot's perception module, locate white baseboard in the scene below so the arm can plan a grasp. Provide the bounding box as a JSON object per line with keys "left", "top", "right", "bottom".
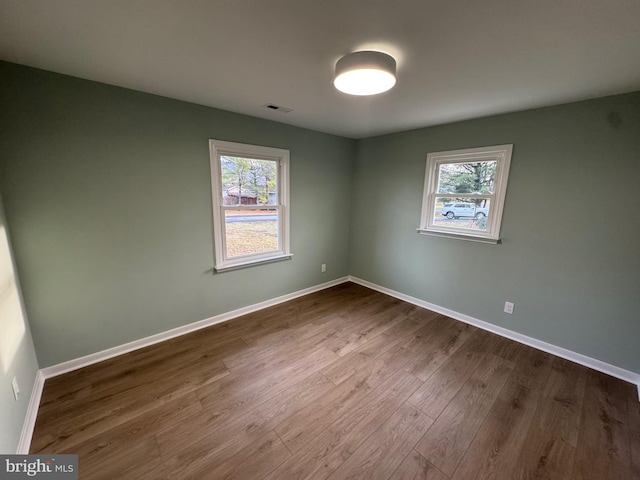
{"left": 20, "top": 276, "right": 349, "bottom": 454}
{"left": 16, "top": 370, "right": 45, "bottom": 454}
{"left": 20, "top": 273, "right": 639, "bottom": 453}
{"left": 349, "top": 276, "right": 640, "bottom": 395}
{"left": 40, "top": 276, "right": 350, "bottom": 379}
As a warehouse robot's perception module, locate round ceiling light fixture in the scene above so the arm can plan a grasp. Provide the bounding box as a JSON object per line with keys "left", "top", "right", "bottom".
{"left": 334, "top": 51, "right": 397, "bottom": 96}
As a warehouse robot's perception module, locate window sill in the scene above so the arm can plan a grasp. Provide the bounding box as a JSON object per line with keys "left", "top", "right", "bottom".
{"left": 214, "top": 253, "right": 294, "bottom": 273}
{"left": 417, "top": 228, "right": 501, "bottom": 244}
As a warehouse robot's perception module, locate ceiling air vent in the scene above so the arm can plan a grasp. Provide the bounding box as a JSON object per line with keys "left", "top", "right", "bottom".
{"left": 263, "top": 104, "right": 293, "bottom": 113}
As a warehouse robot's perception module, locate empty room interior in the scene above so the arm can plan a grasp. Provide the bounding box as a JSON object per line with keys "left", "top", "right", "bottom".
{"left": 1, "top": 1, "right": 640, "bottom": 479}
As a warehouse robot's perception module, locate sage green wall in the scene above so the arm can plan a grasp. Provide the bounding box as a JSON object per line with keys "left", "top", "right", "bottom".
{"left": 350, "top": 92, "right": 640, "bottom": 374}
{"left": 0, "top": 191, "right": 40, "bottom": 453}
{"left": 2, "top": 60, "right": 639, "bottom": 377}
{"left": 0, "top": 62, "right": 354, "bottom": 367}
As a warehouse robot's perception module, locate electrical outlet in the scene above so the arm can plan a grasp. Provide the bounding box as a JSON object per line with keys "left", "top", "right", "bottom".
{"left": 504, "top": 301, "right": 515, "bottom": 314}
{"left": 11, "top": 376, "right": 20, "bottom": 401}
{"left": 321, "top": 263, "right": 326, "bottom": 273}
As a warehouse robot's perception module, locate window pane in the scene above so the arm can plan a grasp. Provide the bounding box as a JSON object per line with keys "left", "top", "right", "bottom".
{"left": 437, "top": 161, "right": 496, "bottom": 195}
{"left": 221, "top": 156, "right": 278, "bottom": 206}
{"left": 225, "top": 209, "right": 279, "bottom": 258}
{"left": 434, "top": 198, "right": 491, "bottom": 232}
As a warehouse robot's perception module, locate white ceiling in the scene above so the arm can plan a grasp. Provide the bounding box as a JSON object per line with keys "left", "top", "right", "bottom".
{"left": 1, "top": 0, "right": 640, "bottom": 139}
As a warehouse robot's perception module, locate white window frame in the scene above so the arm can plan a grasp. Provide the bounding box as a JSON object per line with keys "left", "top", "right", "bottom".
{"left": 418, "top": 144, "right": 513, "bottom": 244}
{"left": 209, "top": 139, "right": 291, "bottom": 272}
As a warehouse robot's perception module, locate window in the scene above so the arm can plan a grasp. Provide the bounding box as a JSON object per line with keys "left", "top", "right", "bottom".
{"left": 209, "top": 140, "right": 291, "bottom": 271}
{"left": 418, "top": 144, "right": 513, "bottom": 243}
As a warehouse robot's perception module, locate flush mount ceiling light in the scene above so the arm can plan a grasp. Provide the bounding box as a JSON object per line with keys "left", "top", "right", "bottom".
{"left": 334, "top": 51, "right": 397, "bottom": 96}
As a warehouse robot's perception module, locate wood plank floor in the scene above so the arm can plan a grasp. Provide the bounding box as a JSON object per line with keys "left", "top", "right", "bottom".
{"left": 30, "top": 282, "right": 640, "bottom": 479}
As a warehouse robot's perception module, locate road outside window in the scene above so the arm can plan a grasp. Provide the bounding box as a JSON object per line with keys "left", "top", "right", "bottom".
{"left": 210, "top": 140, "right": 291, "bottom": 271}
{"left": 419, "top": 145, "right": 513, "bottom": 243}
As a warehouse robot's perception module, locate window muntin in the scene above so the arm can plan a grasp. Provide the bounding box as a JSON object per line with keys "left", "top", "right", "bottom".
{"left": 419, "top": 145, "right": 512, "bottom": 243}
{"left": 210, "top": 140, "right": 291, "bottom": 271}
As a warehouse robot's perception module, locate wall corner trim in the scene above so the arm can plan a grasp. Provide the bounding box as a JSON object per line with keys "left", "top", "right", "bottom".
{"left": 16, "top": 370, "right": 45, "bottom": 454}
{"left": 348, "top": 275, "right": 640, "bottom": 392}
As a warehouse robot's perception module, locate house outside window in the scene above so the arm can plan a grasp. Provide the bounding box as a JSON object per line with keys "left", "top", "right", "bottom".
{"left": 418, "top": 144, "right": 513, "bottom": 243}
{"left": 209, "top": 139, "right": 291, "bottom": 271}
